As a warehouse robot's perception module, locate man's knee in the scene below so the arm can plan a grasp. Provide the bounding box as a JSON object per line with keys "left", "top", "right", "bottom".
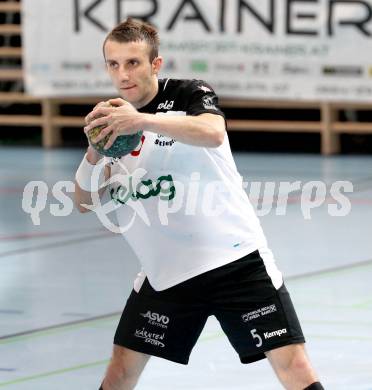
{"left": 267, "top": 343, "right": 310, "bottom": 370}
{"left": 265, "top": 343, "right": 318, "bottom": 387}
{"left": 286, "top": 347, "right": 312, "bottom": 373}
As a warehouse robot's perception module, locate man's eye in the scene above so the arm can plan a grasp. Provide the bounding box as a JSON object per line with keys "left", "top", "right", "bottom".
{"left": 109, "top": 62, "right": 118, "bottom": 68}
{"left": 129, "top": 60, "right": 138, "bottom": 66}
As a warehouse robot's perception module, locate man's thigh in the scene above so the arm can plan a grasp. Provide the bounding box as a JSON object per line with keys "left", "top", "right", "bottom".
{"left": 114, "top": 279, "right": 210, "bottom": 365}
{"left": 208, "top": 252, "right": 305, "bottom": 364}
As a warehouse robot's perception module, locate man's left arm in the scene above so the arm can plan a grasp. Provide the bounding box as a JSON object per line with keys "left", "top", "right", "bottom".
{"left": 141, "top": 112, "right": 225, "bottom": 147}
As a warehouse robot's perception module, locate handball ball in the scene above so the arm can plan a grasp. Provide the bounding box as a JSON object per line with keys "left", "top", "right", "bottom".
{"left": 87, "top": 102, "right": 142, "bottom": 158}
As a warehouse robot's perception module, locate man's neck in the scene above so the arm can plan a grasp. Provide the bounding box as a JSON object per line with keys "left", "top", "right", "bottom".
{"left": 136, "top": 78, "right": 159, "bottom": 109}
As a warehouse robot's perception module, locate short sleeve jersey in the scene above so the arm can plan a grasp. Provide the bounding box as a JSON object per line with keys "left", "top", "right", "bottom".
{"left": 106, "top": 79, "right": 282, "bottom": 291}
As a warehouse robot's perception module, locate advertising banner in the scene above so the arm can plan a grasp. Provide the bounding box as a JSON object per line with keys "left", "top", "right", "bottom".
{"left": 23, "top": 0, "right": 372, "bottom": 101}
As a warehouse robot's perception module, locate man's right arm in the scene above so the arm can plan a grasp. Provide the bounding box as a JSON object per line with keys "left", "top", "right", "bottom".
{"left": 74, "top": 146, "right": 111, "bottom": 213}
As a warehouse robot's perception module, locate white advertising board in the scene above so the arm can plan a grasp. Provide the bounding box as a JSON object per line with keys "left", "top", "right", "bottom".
{"left": 23, "top": 0, "right": 372, "bottom": 101}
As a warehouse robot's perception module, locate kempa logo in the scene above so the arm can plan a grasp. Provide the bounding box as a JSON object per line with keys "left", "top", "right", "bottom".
{"left": 157, "top": 100, "right": 174, "bottom": 110}
{"left": 264, "top": 328, "right": 287, "bottom": 339}
{"left": 140, "top": 310, "right": 170, "bottom": 328}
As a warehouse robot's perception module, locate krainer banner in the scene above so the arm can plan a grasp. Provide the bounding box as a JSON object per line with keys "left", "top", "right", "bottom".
{"left": 23, "top": 0, "right": 372, "bottom": 101}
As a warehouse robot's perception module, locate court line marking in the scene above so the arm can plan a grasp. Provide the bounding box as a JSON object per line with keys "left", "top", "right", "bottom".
{"left": 0, "top": 310, "right": 24, "bottom": 315}
{"left": 1, "top": 257, "right": 371, "bottom": 344}
{"left": 0, "top": 287, "right": 371, "bottom": 384}
{"left": 286, "top": 257, "right": 372, "bottom": 281}
{"left": 2, "top": 311, "right": 371, "bottom": 349}
{"left": 0, "top": 258, "right": 371, "bottom": 386}
{"left": 0, "top": 331, "right": 222, "bottom": 387}
{"left": 0, "top": 231, "right": 115, "bottom": 259}
{"left": 0, "top": 360, "right": 108, "bottom": 387}
{"left": 0, "top": 329, "right": 372, "bottom": 387}
{"left": 0, "top": 226, "right": 107, "bottom": 241}
{"left": 0, "top": 312, "right": 120, "bottom": 343}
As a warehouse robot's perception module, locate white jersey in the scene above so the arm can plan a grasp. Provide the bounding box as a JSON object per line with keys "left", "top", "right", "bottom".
{"left": 106, "top": 79, "right": 282, "bottom": 291}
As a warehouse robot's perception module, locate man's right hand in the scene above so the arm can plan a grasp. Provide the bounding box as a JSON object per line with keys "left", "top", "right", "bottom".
{"left": 84, "top": 101, "right": 109, "bottom": 164}
{"left": 84, "top": 101, "right": 110, "bottom": 126}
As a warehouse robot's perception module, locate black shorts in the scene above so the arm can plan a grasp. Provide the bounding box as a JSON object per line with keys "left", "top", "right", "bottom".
{"left": 114, "top": 250, "right": 305, "bottom": 365}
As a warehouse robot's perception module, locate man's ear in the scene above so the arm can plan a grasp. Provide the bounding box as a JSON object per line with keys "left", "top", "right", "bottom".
{"left": 152, "top": 56, "right": 163, "bottom": 75}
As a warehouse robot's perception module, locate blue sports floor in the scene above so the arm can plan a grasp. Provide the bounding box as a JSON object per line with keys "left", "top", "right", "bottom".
{"left": 0, "top": 146, "right": 371, "bottom": 389}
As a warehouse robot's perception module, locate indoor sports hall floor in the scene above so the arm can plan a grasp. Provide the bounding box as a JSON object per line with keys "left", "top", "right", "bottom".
{"left": 0, "top": 146, "right": 371, "bottom": 390}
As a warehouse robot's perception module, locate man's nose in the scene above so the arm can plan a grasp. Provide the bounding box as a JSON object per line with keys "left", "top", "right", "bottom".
{"left": 118, "top": 66, "right": 129, "bottom": 81}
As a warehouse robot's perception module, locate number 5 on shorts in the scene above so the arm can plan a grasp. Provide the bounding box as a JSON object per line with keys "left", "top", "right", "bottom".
{"left": 250, "top": 328, "right": 262, "bottom": 347}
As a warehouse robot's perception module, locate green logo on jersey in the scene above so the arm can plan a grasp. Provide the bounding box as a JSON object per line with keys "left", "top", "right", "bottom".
{"left": 110, "top": 174, "right": 176, "bottom": 205}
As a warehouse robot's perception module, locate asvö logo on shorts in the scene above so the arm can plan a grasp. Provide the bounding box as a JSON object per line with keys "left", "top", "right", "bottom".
{"left": 140, "top": 310, "right": 170, "bottom": 329}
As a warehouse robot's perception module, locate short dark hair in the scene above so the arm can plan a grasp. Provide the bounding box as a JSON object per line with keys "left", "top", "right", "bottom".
{"left": 103, "top": 18, "right": 159, "bottom": 62}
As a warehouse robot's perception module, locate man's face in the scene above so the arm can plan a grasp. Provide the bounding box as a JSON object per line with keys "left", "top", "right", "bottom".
{"left": 104, "top": 40, "right": 162, "bottom": 108}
